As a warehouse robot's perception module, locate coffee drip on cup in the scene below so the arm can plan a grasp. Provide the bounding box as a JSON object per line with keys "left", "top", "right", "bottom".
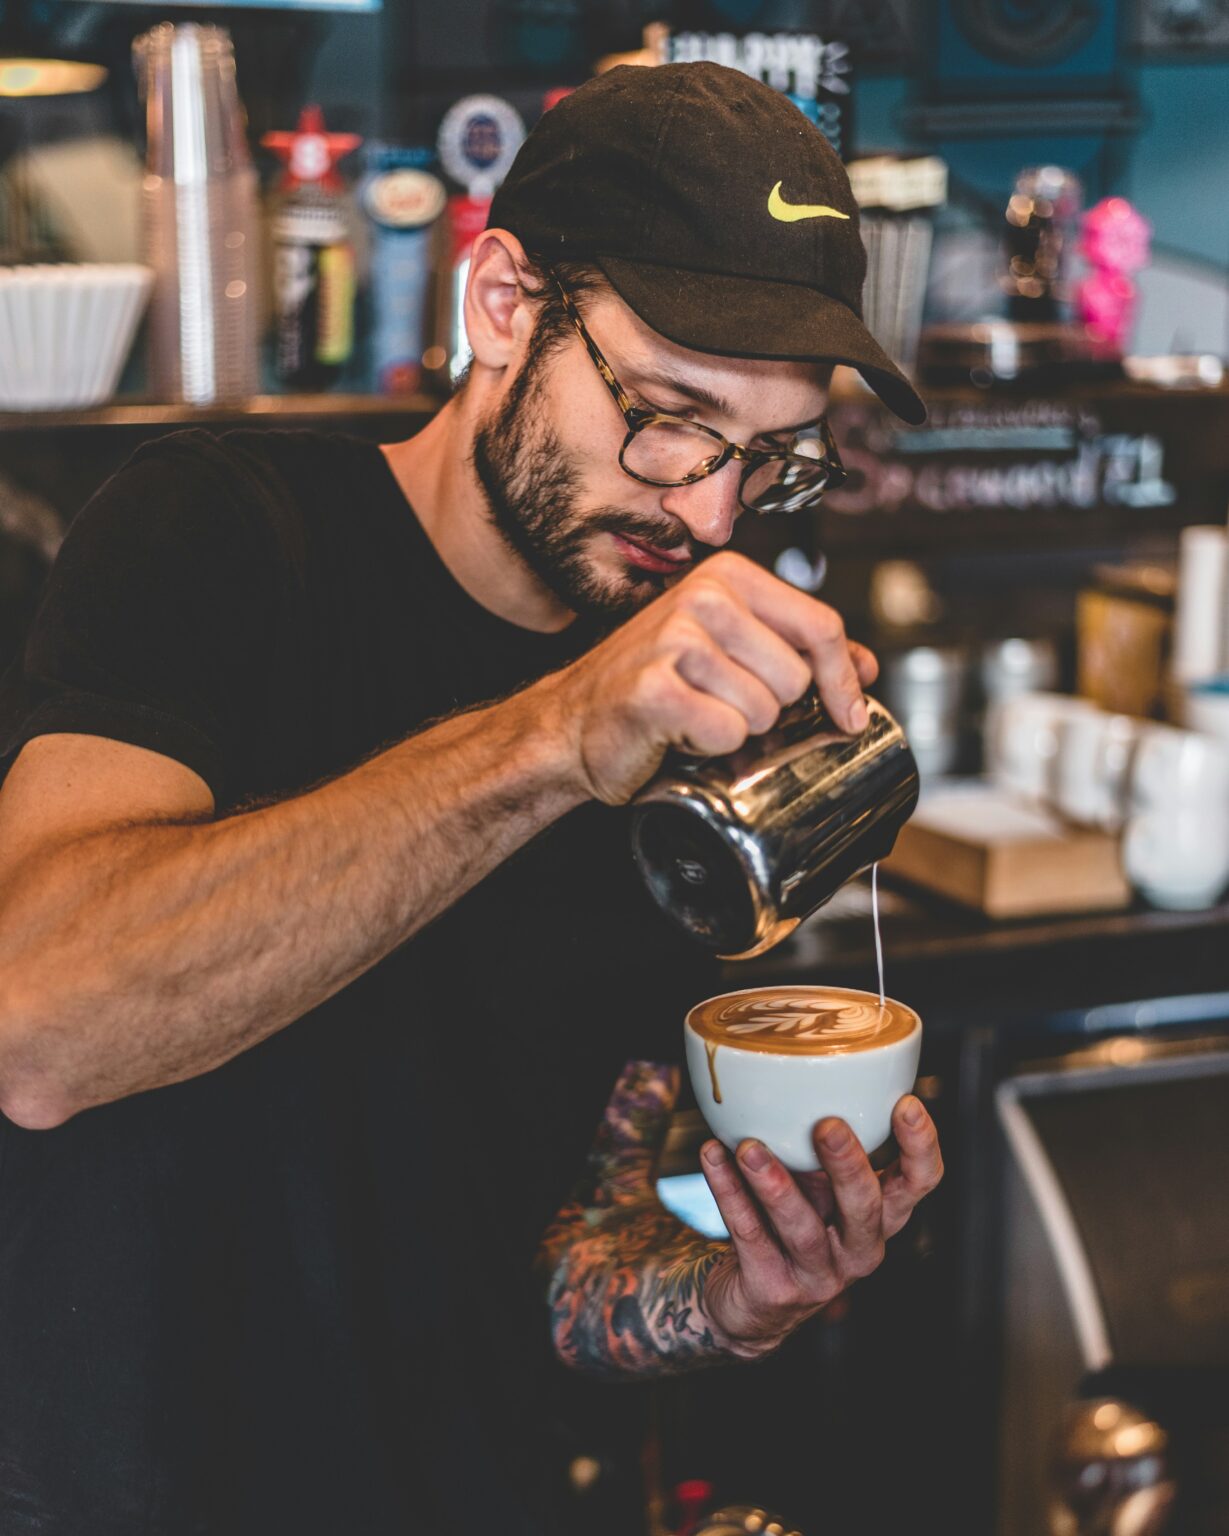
{"left": 685, "top": 984, "right": 923, "bottom": 1168}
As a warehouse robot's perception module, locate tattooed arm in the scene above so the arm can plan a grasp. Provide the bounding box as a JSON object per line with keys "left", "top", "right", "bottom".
{"left": 537, "top": 1061, "right": 731, "bottom": 1377}
{"left": 538, "top": 1060, "right": 944, "bottom": 1380}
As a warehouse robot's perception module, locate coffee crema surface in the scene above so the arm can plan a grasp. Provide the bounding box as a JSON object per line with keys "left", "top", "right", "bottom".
{"left": 688, "top": 986, "right": 919, "bottom": 1056}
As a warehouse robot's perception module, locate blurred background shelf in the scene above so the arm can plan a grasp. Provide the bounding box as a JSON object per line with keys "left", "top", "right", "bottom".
{"left": 1, "top": 374, "right": 1227, "bottom": 435}
{"left": 0, "top": 390, "right": 442, "bottom": 433}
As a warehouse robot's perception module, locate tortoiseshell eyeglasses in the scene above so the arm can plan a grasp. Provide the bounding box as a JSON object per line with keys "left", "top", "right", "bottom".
{"left": 552, "top": 272, "right": 847, "bottom": 516}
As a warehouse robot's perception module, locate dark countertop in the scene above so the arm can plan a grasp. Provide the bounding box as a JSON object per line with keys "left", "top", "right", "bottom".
{"left": 720, "top": 876, "right": 1229, "bottom": 1023}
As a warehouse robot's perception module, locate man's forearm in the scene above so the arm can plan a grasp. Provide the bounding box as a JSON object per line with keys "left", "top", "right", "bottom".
{"left": 544, "top": 1195, "right": 731, "bottom": 1378}
{"left": 0, "top": 680, "right": 584, "bottom": 1122}
{"left": 540, "top": 1059, "right": 741, "bottom": 1379}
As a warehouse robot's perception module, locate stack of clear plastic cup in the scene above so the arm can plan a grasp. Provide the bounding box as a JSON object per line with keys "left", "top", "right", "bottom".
{"left": 135, "top": 22, "right": 259, "bottom": 404}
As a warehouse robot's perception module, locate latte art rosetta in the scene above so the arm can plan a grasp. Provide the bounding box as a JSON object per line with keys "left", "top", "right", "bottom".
{"left": 688, "top": 986, "right": 918, "bottom": 1056}
{"left": 715, "top": 996, "right": 889, "bottom": 1045}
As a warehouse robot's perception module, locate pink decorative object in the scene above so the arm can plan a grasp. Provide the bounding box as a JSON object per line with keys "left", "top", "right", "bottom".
{"left": 1076, "top": 197, "right": 1151, "bottom": 355}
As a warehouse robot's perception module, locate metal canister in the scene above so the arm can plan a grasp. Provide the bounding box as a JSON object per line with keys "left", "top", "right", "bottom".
{"left": 630, "top": 692, "right": 919, "bottom": 959}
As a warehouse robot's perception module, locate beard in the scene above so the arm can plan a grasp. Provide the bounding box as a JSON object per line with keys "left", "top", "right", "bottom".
{"left": 471, "top": 328, "right": 695, "bottom": 626}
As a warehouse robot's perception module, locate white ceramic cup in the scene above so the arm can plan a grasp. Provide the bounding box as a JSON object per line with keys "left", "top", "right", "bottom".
{"left": 1054, "top": 710, "right": 1139, "bottom": 829}
{"left": 1122, "top": 808, "right": 1229, "bottom": 910}
{"left": 1129, "top": 723, "right": 1229, "bottom": 815}
{"left": 986, "top": 692, "right": 1098, "bottom": 803}
{"left": 684, "top": 987, "right": 923, "bottom": 1173}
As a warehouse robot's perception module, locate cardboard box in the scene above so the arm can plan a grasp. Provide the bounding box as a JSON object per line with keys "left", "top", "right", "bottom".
{"left": 886, "top": 781, "right": 1132, "bottom": 918}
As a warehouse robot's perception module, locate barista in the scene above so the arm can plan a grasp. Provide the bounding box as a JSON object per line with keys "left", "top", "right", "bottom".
{"left": 0, "top": 63, "right": 940, "bottom": 1534}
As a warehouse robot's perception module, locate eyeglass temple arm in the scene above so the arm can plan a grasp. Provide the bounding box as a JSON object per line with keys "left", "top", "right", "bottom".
{"left": 552, "top": 275, "right": 646, "bottom": 430}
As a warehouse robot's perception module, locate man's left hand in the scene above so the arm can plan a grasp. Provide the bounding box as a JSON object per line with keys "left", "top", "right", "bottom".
{"left": 698, "top": 1095, "right": 943, "bottom": 1358}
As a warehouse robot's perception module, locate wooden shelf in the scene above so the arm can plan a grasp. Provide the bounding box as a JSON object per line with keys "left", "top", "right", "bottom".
{"left": 1, "top": 375, "right": 1226, "bottom": 434}
{"left": 2, "top": 370, "right": 1228, "bottom": 436}
{"left": 0, "top": 392, "right": 443, "bottom": 433}
{"left": 831, "top": 369, "right": 1229, "bottom": 409}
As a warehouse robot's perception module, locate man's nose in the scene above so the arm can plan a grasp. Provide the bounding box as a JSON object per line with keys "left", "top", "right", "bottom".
{"left": 659, "top": 461, "right": 742, "bottom": 550}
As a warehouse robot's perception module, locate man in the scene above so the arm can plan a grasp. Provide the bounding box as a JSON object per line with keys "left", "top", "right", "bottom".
{"left": 0, "top": 63, "right": 941, "bottom": 1534}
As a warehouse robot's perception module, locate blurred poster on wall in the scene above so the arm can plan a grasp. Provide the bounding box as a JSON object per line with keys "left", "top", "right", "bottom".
{"left": 667, "top": 28, "right": 853, "bottom": 157}
{"left": 668, "top": 0, "right": 919, "bottom": 70}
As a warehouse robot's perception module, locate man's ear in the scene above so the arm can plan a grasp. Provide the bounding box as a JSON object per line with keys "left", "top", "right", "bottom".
{"left": 464, "top": 230, "right": 536, "bottom": 371}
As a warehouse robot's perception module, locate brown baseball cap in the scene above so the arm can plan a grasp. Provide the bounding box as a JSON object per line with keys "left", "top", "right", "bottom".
{"left": 488, "top": 61, "right": 927, "bottom": 425}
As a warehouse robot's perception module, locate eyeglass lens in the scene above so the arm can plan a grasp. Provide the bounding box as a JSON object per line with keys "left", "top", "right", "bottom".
{"left": 621, "top": 419, "right": 834, "bottom": 513}
{"left": 621, "top": 418, "right": 724, "bottom": 484}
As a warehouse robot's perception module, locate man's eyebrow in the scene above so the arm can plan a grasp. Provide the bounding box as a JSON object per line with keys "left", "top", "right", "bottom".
{"left": 630, "top": 369, "right": 826, "bottom": 436}
{"left": 631, "top": 369, "right": 735, "bottom": 419}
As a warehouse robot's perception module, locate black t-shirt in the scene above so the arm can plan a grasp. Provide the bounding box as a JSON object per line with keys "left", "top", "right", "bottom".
{"left": 0, "top": 430, "right": 715, "bottom": 1536}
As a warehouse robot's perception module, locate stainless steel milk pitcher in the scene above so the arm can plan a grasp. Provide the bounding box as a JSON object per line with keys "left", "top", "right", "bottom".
{"left": 630, "top": 691, "right": 919, "bottom": 959}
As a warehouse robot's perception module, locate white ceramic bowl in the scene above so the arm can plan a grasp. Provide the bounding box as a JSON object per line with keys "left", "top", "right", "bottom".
{"left": 685, "top": 987, "right": 923, "bottom": 1172}
{"left": 0, "top": 263, "right": 153, "bottom": 410}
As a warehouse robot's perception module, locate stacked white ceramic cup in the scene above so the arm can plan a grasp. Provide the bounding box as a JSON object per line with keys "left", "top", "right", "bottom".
{"left": 1123, "top": 722, "right": 1229, "bottom": 909}
{"left": 988, "top": 691, "right": 1229, "bottom": 909}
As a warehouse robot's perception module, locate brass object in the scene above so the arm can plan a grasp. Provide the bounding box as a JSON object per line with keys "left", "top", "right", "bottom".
{"left": 1049, "top": 1398, "right": 1176, "bottom": 1536}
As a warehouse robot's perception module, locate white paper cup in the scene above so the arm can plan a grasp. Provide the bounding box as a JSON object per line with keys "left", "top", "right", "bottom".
{"left": 685, "top": 987, "right": 923, "bottom": 1173}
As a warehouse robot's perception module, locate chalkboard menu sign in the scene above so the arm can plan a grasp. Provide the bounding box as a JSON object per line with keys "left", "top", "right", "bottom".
{"left": 825, "top": 397, "right": 1174, "bottom": 520}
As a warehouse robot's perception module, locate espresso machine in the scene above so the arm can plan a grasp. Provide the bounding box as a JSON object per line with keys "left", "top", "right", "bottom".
{"left": 996, "top": 1031, "right": 1229, "bottom": 1536}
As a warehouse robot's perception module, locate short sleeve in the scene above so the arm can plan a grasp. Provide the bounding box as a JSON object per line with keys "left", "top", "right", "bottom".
{"left": 0, "top": 432, "right": 288, "bottom": 806}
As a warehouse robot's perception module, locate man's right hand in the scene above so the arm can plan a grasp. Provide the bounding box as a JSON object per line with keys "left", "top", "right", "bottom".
{"left": 541, "top": 550, "right": 879, "bottom": 806}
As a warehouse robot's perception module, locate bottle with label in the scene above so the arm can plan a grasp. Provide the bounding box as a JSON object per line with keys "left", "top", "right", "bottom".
{"left": 263, "top": 105, "right": 362, "bottom": 389}
{"left": 362, "top": 146, "right": 445, "bottom": 395}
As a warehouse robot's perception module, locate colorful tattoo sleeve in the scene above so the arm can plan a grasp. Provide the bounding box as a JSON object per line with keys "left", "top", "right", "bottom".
{"left": 537, "top": 1059, "right": 730, "bottom": 1378}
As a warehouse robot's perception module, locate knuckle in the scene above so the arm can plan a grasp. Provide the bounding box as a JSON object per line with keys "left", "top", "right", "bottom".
{"left": 794, "top": 1233, "right": 831, "bottom": 1269}
{"left": 845, "top": 1189, "right": 882, "bottom": 1228}
{"left": 632, "top": 659, "right": 683, "bottom": 720}
{"left": 665, "top": 613, "right": 711, "bottom": 656}
{"left": 768, "top": 1164, "right": 798, "bottom": 1199}
{"left": 630, "top": 659, "right": 668, "bottom": 707}
{"left": 812, "top": 604, "right": 846, "bottom": 644}
{"left": 707, "top": 549, "right": 747, "bottom": 580}
{"left": 804, "top": 1274, "right": 840, "bottom": 1307}
{"left": 844, "top": 1251, "right": 882, "bottom": 1284}
{"left": 787, "top": 656, "right": 813, "bottom": 699}
{"left": 845, "top": 1208, "right": 878, "bottom": 1242}
{"left": 729, "top": 1215, "right": 764, "bottom": 1245}
{"left": 762, "top": 1277, "right": 799, "bottom": 1312}
{"left": 680, "top": 577, "right": 730, "bottom": 625}
{"left": 749, "top": 690, "right": 781, "bottom": 736}
{"left": 716, "top": 717, "right": 751, "bottom": 755}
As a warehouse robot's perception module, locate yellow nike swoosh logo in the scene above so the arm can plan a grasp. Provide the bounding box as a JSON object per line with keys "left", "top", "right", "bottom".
{"left": 767, "top": 181, "right": 851, "bottom": 223}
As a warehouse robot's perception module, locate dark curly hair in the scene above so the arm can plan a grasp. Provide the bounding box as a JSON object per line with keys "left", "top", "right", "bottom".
{"left": 516, "top": 250, "right": 609, "bottom": 349}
